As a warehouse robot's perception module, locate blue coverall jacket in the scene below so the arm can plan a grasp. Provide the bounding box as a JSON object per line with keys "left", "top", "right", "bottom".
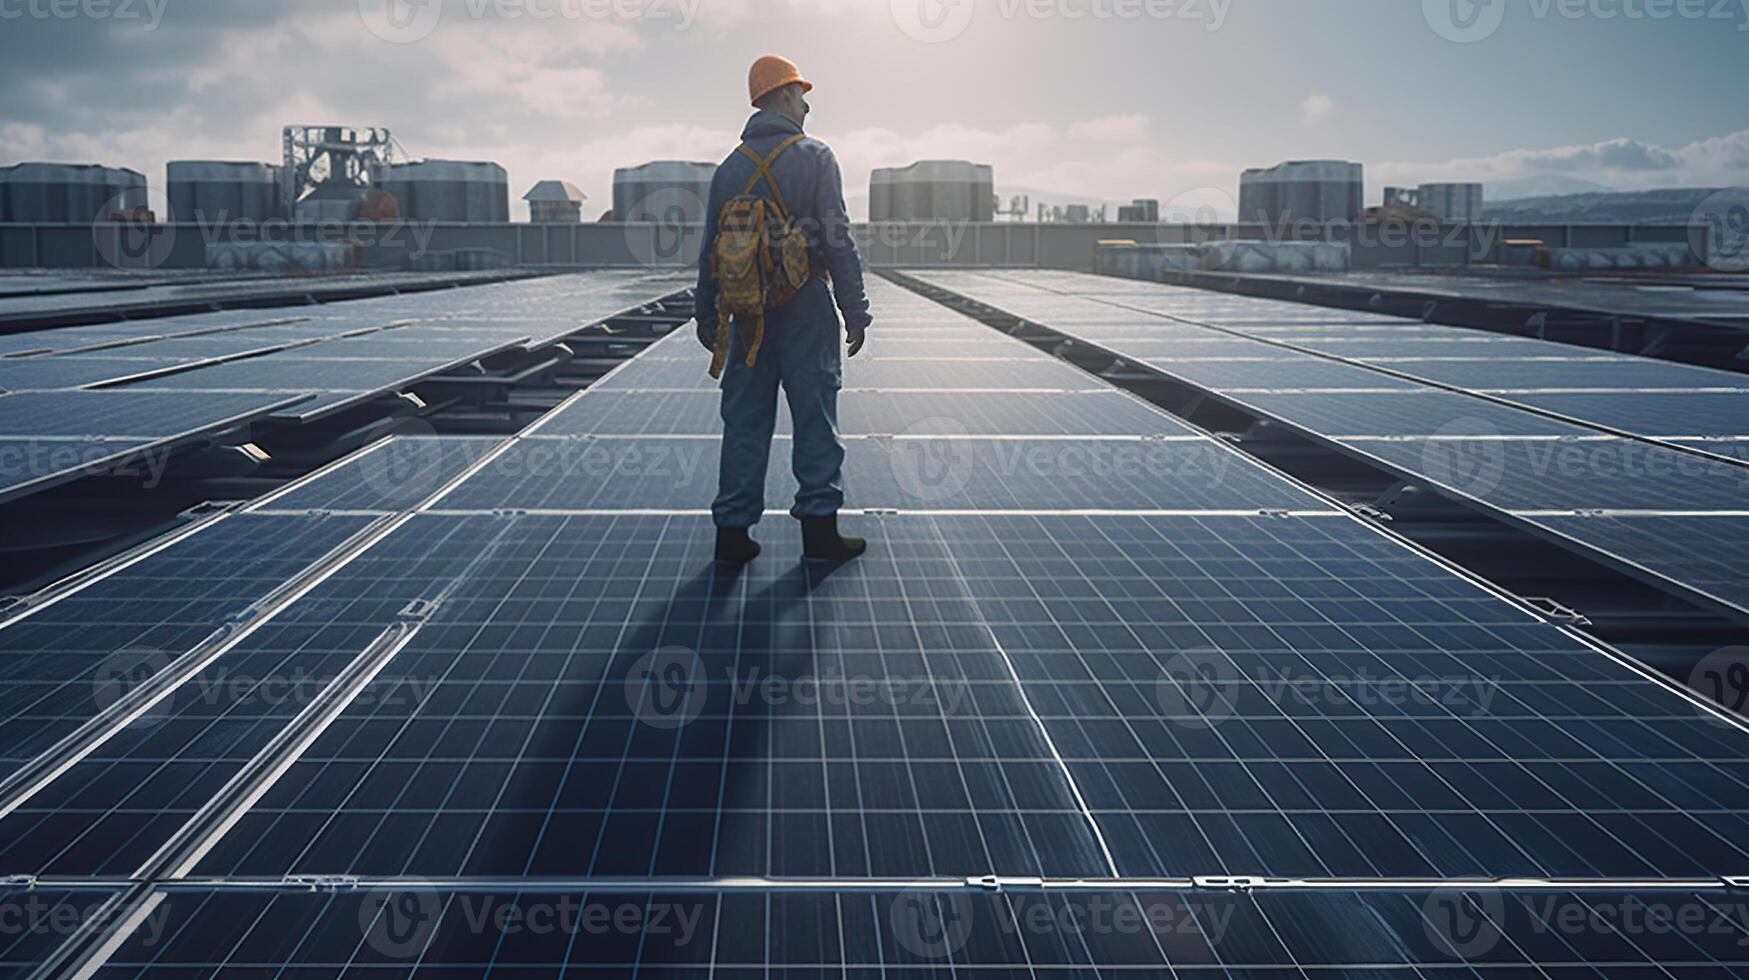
{"left": 696, "top": 110, "right": 873, "bottom": 529}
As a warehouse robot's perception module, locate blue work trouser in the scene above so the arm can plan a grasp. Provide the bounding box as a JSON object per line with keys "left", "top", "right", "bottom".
{"left": 712, "top": 278, "right": 845, "bottom": 528}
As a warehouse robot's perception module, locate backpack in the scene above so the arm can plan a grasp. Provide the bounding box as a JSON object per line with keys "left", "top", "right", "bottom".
{"left": 708, "top": 133, "right": 814, "bottom": 379}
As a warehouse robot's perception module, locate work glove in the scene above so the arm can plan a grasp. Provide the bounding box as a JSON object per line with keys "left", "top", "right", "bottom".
{"left": 846, "top": 327, "right": 866, "bottom": 358}
{"left": 695, "top": 318, "right": 717, "bottom": 353}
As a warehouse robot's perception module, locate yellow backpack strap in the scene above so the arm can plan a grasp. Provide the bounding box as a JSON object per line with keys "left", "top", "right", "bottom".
{"left": 736, "top": 134, "right": 806, "bottom": 217}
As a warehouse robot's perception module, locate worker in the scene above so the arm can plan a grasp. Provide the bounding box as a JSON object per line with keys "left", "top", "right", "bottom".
{"left": 695, "top": 55, "right": 873, "bottom": 564}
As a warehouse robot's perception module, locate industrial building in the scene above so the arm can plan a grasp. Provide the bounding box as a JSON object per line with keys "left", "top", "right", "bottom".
{"left": 523, "top": 180, "right": 586, "bottom": 223}
{"left": 869, "top": 159, "right": 995, "bottom": 222}
{"left": 0, "top": 163, "right": 145, "bottom": 223}
{"left": 612, "top": 160, "right": 716, "bottom": 223}
{"left": 1116, "top": 198, "right": 1160, "bottom": 222}
{"left": 1382, "top": 182, "right": 1485, "bottom": 221}
{"left": 373, "top": 160, "right": 510, "bottom": 223}
{"left": 1238, "top": 159, "right": 1364, "bottom": 224}
{"left": 166, "top": 160, "right": 286, "bottom": 225}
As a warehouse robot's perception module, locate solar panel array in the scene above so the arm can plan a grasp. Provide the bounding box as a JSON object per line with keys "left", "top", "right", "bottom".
{"left": 907, "top": 269, "right": 1749, "bottom": 621}
{"left": 4, "top": 278, "right": 1748, "bottom": 974}
{"left": 0, "top": 272, "right": 692, "bottom": 504}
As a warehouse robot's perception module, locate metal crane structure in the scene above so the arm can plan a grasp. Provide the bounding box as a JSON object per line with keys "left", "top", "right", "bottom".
{"left": 280, "top": 125, "right": 400, "bottom": 220}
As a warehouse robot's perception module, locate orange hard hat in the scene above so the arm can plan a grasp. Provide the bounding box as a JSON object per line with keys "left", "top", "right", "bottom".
{"left": 748, "top": 55, "right": 813, "bottom": 105}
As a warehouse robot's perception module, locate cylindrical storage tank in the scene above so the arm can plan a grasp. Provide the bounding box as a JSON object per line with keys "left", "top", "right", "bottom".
{"left": 0, "top": 163, "right": 145, "bottom": 222}
{"left": 612, "top": 162, "right": 716, "bottom": 223}
{"left": 869, "top": 170, "right": 894, "bottom": 222}
{"left": 867, "top": 161, "right": 993, "bottom": 222}
{"left": 1417, "top": 182, "right": 1483, "bottom": 222}
{"left": 167, "top": 161, "right": 284, "bottom": 226}
{"left": 1240, "top": 160, "right": 1362, "bottom": 225}
{"left": 374, "top": 160, "right": 510, "bottom": 222}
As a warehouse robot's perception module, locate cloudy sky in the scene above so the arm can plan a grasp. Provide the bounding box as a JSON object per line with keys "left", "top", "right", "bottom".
{"left": 3, "top": 0, "right": 1746, "bottom": 219}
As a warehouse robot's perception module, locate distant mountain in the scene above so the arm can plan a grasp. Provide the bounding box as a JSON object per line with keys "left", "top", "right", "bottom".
{"left": 1486, "top": 175, "right": 1613, "bottom": 201}
{"left": 1483, "top": 187, "right": 1720, "bottom": 224}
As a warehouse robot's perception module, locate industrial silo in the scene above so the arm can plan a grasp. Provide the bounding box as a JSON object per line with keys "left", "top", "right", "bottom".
{"left": 612, "top": 162, "right": 716, "bottom": 223}
{"left": 1239, "top": 160, "right": 1363, "bottom": 225}
{"left": 1417, "top": 182, "right": 1483, "bottom": 221}
{"left": 0, "top": 163, "right": 146, "bottom": 223}
{"left": 374, "top": 160, "right": 510, "bottom": 222}
{"left": 166, "top": 161, "right": 285, "bottom": 225}
{"left": 869, "top": 161, "right": 994, "bottom": 222}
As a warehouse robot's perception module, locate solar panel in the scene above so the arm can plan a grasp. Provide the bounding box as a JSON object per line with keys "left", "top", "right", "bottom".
{"left": 1338, "top": 436, "right": 1749, "bottom": 512}
{"left": 128, "top": 345, "right": 515, "bottom": 394}
{"left": 903, "top": 269, "right": 1749, "bottom": 620}
{"left": 0, "top": 887, "right": 116, "bottom": 974}
{"left": 1223, "top": 389, "right": 1585, "bottom": 438}
{"left": 81, "top": 885, "right": 1749, "bottom": 975}
{"left": 1508, "top": 391, "right": 1749, "bottom": 438}
{"left": 9, "top": 274, "right": 1749, "bottom": 977}
{"left": 596, "top": 354, "right": 1102, "bottom": 393}
{"left": 1139, "top": 356, "right": 1423, "bottom": 391}
{"left": 433, "top": 436, "right": 1326, "bottom": 513}
{"left": 190, "top": 514, "right": 1111, "bottom": 880}
{"left": 0, "top": 355, "right": 185, "bottom": 391}
{"left": 1533, "top": 514, "right": 1749, "bottom": 613}
{"left": 0, "top": 389, "right": 305, "bottom": 438}
{"left": 1349, "top": 357, "right": 1749, "bottom": 392}
{"left": 0, "top": 513, "right": 490, "bottom": 878}
{"left": 0, "top": 513, "right": 373, "bottom": 783}
{"left": 0, "top": 437, "right": 158, "bottom": 500}
{"left": 253, "top": 436, "right": 505, "bottom": 514}
{"left": 534, "top": 390, "right": 1201, "bottom": 438}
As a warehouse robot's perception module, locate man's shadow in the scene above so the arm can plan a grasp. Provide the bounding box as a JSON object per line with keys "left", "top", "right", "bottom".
{"left": 500, "top": 554, "right": 855, "bottom": 877}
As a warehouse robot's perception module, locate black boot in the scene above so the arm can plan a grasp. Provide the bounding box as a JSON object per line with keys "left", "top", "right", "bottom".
{"left": 715, "top": 527, "right": 761, "bottom": 564}
{"left": 801, "top": 515, "right": 867, "bottom": 562}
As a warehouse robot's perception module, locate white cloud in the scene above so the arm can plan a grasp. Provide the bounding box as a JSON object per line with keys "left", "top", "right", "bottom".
{"left": 1375, "top": 129, "right": 1749, "bottom": 191}
{"left": 1066, "top": 114, "right": 1149, "bottom": 144}
{"left": 1298, "top": 92, "right": 1333, "bottom": 127}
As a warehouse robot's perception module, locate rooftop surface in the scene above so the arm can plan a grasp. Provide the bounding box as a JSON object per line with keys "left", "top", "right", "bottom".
{"left": 0, "top": 271, "right": 1746, "bottom": 974}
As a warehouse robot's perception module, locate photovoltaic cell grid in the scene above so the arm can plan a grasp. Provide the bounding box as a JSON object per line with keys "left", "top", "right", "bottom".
{"left": 435, "top": 436, "right": 1317, "bottom": 513}
{"left": 76, "top": 273, "right": 694, "bottom": 423}
{"left": 907, "top": 269, "right": 1749, "bottom": 618}
{"left": 252, "top": 436, "right": 505, "bottom": 514}
{"left": 8, "top": 276, "right": 1749, "bottom": 974}
{"left": 0, "top": 513, "right": 373, "bottom": 782}
{"left": 0, "top": 512, "right": 496, "bottom": 879}
{"left": 82, "top": 887, "right": 1749, "bottom": 975}
{"left": 0, "top": 389, "right": 309, "bottom": 503}
{"left": 988, "top": 268, "right": 1749, "bottom": 440}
